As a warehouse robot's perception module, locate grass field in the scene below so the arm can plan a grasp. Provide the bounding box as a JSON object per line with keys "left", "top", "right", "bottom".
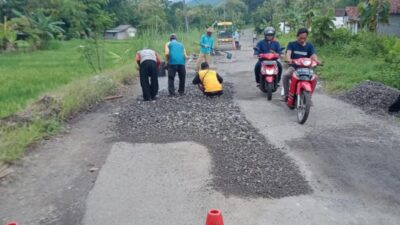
{"left": 0, "top": 40, "right": 131, "bottom": 118}
{"left": 0, "top": 30, "right": 202, "bottom": 119}
{"left": 0, "top": 30, "right": 203, "bottom": 163}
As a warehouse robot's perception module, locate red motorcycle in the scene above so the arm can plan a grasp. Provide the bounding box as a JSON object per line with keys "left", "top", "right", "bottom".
{"left": 287, "top": 58, "right": 320, "bottom": 124}
{"left": 255, "top": 48, "right": 281, "bottom": 100}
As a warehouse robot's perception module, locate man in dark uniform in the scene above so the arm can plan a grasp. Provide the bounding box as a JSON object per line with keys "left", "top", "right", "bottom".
{"left": 135, "top": 48, "right": 161, "bottom": 101}
{"left": 282, "top": 28, "right": 321, "bottom": 101}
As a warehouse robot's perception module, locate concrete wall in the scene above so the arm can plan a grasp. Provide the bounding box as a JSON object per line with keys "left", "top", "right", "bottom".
{"left": 378, "top": 15, "right": 400, "bottom": 36}
{"left": 333, "top": 17, "right": 345, "bottom": 28}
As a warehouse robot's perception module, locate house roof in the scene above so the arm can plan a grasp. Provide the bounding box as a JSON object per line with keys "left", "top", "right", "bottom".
{"left": 335, "top": 9, "right": 346, "bottom": 17}
{"left": 106, "top": 25, "right": 135, "bottom": 33}
{"left": 390, "top": 0, "right": 400, "bottom": 14}
{"left": 345, "top": 6, "right": 359, "bottom": 21}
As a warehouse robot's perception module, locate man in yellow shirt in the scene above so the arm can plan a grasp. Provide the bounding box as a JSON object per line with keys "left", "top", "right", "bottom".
{"left": 192, "top": 62, "right": 223, "bottom": 97}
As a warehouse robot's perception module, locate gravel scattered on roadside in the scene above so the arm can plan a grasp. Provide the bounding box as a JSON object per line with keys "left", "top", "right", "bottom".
{"left": 339, "top": 81, "right": 400, "bottom": 117}
{"left": 114, "top": 83, "right": 311, "bottom": 198}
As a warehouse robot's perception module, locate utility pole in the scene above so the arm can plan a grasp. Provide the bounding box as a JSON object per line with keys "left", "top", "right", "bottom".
{"left": 183, "top": 0, "right": 189, "bottom": 32}
{"left": 223, "top": 0, "right": 226, "bottom": 21}
{"left": 376, "top": 0, "right": 382, "bottom": 33}
{"left": 3, "top": 16, "right": 7, "bottom": 31}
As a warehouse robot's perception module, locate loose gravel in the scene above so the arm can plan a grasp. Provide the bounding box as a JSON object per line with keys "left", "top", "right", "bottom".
{"left": 114, "top": 83, "right": 311, "bottom": 198}
{"left": 339, "top": 81, "right": 400, "bottom": 117}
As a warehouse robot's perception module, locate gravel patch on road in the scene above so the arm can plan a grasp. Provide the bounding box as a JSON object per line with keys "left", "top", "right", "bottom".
{"left": 339, "top": 81, "right": 400, "bottom": 117}
{"left": 113, "top": 83, "right": 311, "bottom": 198}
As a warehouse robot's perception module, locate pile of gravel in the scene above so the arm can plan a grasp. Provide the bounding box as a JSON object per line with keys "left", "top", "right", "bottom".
{"left": 113, "top": 83, "right": 311, "bottom": 198}
{"left": 339, "top": 81, "right": 400, "bottom": 117}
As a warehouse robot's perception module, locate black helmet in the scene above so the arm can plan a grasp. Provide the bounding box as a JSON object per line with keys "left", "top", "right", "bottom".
{"left": 264, "top": 27, "right": 275, "bottom": 36}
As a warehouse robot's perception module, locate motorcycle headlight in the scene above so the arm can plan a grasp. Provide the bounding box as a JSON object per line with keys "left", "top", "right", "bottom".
{"left": 303, "top": 59, "right": 312, "bottom": 66}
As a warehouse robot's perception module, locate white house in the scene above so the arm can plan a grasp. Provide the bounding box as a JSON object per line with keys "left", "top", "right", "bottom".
{"left": 334, "top": 9, "right": 346, "bottom": 28}
{"left": 334, "top": 7, "right": 359, "bottom": 34}
{"left": 105, "top": 25, "right": 137, "bottom": 40}
{"left": 279, "top": 22, "right": 291, "bottom": 34}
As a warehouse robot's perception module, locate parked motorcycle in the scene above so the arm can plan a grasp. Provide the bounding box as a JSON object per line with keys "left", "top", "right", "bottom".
{"left": 287, "top": 58, "right": 320, "bottom": 124}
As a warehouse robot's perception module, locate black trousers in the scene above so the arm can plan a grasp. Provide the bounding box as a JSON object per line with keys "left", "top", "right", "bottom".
{"left": 254, "top": 60, "right": 283, "bottom": 84}
{"left": 168, "top": 64, "right": 186, "bottom": 95}
{"left": 389, "top": 94, "right": 400, "bottom": 112}
{"left": 139, "top": 60, "right": 159, "bottom": 101}
{"left": 205, "top": 90, "right": 223, "bottom": 97}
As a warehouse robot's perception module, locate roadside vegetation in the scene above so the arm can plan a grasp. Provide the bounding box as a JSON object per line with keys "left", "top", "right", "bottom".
{"left": 0, "top": 30, "right": 201, "bottom": 163}
{"left": 278, "top": 30, "right": 400, "bottom": 92}
{"left": 318, "top": 31, "right": 400, "bottom": 92}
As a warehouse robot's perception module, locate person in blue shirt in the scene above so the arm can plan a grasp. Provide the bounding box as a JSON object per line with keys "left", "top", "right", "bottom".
{"left": 196, "top": 27, "right": 214, "bottom": 71}
{"left": 282, "top": 28, "right": 321, "bottom": 101}
{"left": 165, "top": 33, "right": 188, "bottom": 96}
{"left": 254, "top": 27, "right": 283, "bottom": 85}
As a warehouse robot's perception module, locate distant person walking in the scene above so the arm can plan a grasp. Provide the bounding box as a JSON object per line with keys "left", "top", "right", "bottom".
{"left": 192, "top": 62, "right": 223, "bottom": 97}
{"left": 196, "top": 27, "right": 214, "bottom": 71}
{"left": 136, "top": 48, "right": 161, "bottom": 101}
{"left": 165, "top": 33, "right": 188, "bottom": 96}
{"left": 252, "top": 31, "right": 258, "bottom": 44}
{"left": 233, "top": 30, "right": 241, "bottom": 50}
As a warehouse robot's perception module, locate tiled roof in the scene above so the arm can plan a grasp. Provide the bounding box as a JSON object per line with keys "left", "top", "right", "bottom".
{"left": 390, "top": 0, "right": 400, "bottom": 14}
{"left": 106, "top": 25, "right": 134, "bottom": 33}
{"left": 345, "top": 6, "right": 359, "bottom": 21}
{"left": 335, "top": 9, "right": 346, "bottom": 17}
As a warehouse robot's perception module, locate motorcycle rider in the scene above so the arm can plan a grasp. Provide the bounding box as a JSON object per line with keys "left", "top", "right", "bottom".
{"left": 282, "top": 28, "right": 321, "bottom": 102}
{"left": 254, "top": 27, "right": 283, "bottom": 86}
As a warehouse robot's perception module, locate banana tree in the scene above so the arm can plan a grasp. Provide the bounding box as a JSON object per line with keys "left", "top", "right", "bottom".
{"left": 358, "top": 0, "right": 390, "bottom": 32}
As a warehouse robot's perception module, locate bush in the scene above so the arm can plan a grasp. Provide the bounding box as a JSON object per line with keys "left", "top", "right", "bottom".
{"left": 311, "top": 14, "right": 335, "bottom": 46}
{"left": 331, "top": 28, "right": 354, "bottom": 45}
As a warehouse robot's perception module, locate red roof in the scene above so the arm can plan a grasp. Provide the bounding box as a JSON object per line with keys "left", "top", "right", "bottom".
{"left": 390, "top": 0, "right": 400, "bottom": 14}
{"left": 345, "top": 6, "right": 359, "bottom": 20}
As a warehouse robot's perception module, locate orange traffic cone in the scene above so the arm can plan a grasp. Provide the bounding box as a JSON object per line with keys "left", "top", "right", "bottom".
{"left": 5, "top": 222, "right": 19, "bottom": 225}
{"left": 205, "top": 209, "right": 224, "bottom": 225}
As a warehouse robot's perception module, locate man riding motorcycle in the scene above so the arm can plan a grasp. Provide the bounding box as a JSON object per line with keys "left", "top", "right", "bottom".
{"left": 254, "top": 27, "right": 283, "bottom": 86}
{"left": 282, "top": 28, "right": 321, "bottom": 101}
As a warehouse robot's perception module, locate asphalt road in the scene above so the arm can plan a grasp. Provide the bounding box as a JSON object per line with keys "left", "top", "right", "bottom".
{"left": 1, "top": 31, "right": 399, "bottom": 225}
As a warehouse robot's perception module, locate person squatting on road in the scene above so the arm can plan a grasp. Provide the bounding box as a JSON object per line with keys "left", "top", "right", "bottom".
{"left": 192, "top": 62, "right": 223, "bottom": 97}
{"left": 196, "top": 27, "right": 214, "bottom": 71}
{"left": 165, "top": 33, "right": 188, "bottom": 96}
{"left": 136, "top": 48, "right": 161, "bottom": 101}
{"left": 254, "top": 27, "right": 283, "bottom": 85}
{"left": 282, "top": 28, "right": 321, "bottom": 102}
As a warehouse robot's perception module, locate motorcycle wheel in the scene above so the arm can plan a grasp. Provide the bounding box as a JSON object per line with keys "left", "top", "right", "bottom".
{"left": 267, "top": 83, "right": 273, "bottom": 100}
{"left": 259, "top": 76, "right": 266, "bottom": 92}
{"left": 296, "top": 90, "right": 311, "bottom": 124}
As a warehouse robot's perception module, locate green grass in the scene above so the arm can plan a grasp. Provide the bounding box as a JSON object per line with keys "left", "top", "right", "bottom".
{"left": 0, "top": 64, "right": 135, "bottom": 162}
{"left": 318, "top": 46, "right": 398, "bottom": 92}
{"left": 0, "top": 30, "right": 203, "bottom": 163}
{"left": 0, "top": 30, "right": 202, "bottom": 119}
{"left": 0, "top": 39, "right": 133, "bottom": 118}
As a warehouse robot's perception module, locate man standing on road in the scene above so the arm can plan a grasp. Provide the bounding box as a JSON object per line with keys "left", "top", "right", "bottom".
{"left": 135, "top": 48, "right": 161, "bottom": 101}
{"left": 165, "top": 33, "right": 188, "bottom": 96}
{"left": 192, "top": 62, "right": 223, "bottom": 97}
{"left": 282, "top": 28, "right": 321, "bottom": 102}
{"left": 196, "top": 27, "right": 214, "bottom": 71}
